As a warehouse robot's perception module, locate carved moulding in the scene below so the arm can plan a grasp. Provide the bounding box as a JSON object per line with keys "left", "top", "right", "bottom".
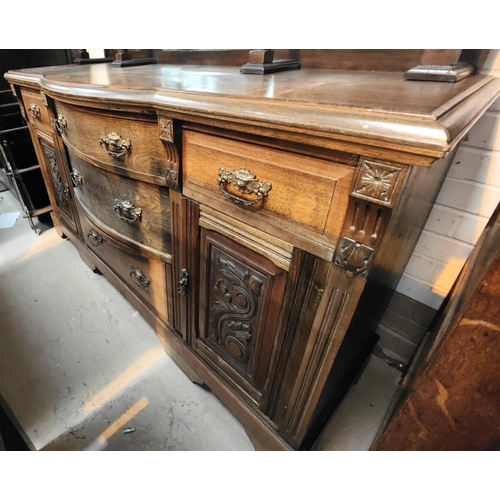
{"left": 334, "top": 157, "right": 407, "bottom": 277}
{"left": 158, "top": 117, "right": 180, "bottom": 191}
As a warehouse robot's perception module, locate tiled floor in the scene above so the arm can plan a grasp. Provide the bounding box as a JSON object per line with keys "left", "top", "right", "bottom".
{"left": 0, "top": 190, "right": 401, "bottom": 451}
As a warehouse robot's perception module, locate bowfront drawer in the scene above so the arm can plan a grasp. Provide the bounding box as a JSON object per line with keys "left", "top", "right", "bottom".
{"left": 69, "top": 153, "right": 172, "bottom": 258}
{"left": 182, "top": 130, "right": 355, "bottom": 249}
{"left": 21, "top": 88, "right": 52, "bottom": 131}
{"left": 79, "top": 211, "right": 171, "bottom": 324}
{"left": 54, "top": 102, "right": 174, "bottom": 186}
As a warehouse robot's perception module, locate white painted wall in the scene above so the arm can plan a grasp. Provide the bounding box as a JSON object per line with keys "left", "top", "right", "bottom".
{"left": 396, "top": 50, "right": 500, "bottom": 310}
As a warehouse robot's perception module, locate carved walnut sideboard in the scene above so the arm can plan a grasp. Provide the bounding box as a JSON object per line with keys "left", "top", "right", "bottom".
{"left": 5, "top": 62, "right": 500, "bottom": 450}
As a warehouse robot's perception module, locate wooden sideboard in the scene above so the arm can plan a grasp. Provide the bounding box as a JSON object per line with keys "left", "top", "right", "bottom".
{"left": 5, "top": 62, "right": 500, "bottom": 450}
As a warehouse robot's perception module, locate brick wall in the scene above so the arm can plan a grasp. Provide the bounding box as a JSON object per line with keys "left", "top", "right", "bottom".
{"left": 376, "top": 50, "right": 500, "bottom": 366}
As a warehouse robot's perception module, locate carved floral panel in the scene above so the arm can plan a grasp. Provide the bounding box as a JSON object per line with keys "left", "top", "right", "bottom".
{"left": 207, "top": 245, "right": 267, "bottom": 374}
{"left": 42, "top": 143, "right": 71, "bottom": 216}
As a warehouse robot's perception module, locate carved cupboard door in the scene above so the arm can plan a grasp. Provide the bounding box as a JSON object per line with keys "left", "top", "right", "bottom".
{"left": 37, "top": 133, "right": 78, "bottom": 233}
{"left": 195, "top": 228, "right": 287, "bottom": 409}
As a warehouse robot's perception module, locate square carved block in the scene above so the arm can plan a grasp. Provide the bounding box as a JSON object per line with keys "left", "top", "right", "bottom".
{"left": 352, "top": 159, "right": 402, "bottom": 207}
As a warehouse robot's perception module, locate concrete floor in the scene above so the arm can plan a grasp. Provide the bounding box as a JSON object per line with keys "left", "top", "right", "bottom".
{"left": 0, "top": 189, "right": 401, "bottom": 451}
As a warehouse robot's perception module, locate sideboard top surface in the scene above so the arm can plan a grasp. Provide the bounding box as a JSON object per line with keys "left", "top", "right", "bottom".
{"left": 6, "top": 63, "right": 500, "bottom": 163}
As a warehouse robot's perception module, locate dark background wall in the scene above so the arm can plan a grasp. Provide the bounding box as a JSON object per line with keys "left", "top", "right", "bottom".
{"left": 0, "top": 49, "right": 72, "bottom": 90}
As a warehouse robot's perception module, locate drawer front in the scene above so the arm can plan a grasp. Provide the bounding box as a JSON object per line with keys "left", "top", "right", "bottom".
{"left": 55, "top": 102, "right": 171, "bottom": 186}
{"left": 183, "top": 130, "right": 355, "bottom": 246}
{"left": 69, "top": 153, "right": 172, "bottom": 257}
{"left": 21, "top": 89, "right": 52, "bottom": 131}
{"left": 80, "top": 211, "right": 170, "bottom": 324}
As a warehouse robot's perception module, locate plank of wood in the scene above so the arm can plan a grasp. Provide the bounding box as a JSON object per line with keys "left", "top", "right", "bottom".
{"left": 374, "top": 201, "right": 500, "bottom": 450}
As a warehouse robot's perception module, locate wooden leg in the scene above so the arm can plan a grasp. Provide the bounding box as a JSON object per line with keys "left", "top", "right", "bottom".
{"left": 74, "top": 247, "right": 99, "bottom": 272}
{"left": 157, "top": 335, "right": 205, "bottom": 385}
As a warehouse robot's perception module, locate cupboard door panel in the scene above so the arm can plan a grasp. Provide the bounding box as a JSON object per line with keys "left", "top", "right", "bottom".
{"left": 37, "top": 134, "right": 77, "bottom": 233}
{"left": 196, "top": 228, "right": 287, "bottom": 408}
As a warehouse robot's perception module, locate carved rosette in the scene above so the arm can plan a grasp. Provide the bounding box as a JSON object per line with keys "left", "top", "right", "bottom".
{"left": 159, "top": 118, "right": 174, "bottom": 143}
{"left": 353, "top": 160, "right": 401, "bottom": 206}
{"left": 209, "top": 250, "right": 264, "bottom": 369}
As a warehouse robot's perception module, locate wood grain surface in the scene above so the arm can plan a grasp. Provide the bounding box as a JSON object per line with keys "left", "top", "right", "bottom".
{"left": 6, "top": 64, "right": 500, "bottom": 164}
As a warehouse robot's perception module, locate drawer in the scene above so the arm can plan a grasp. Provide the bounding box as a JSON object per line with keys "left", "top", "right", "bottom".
{"left": 55, "top": 102, "right": 172, "bottom": 186}
{"left": 69, "top": 153, "right": 172, "bottom": 258}
{"left": 21, "top": 88, "right": 52, "bottom": 131}
{"left": 80, "top": 211, "right": 171, "bottom": 324}
{"left": 182, "top": 130, "right": 355, "bottom": 248}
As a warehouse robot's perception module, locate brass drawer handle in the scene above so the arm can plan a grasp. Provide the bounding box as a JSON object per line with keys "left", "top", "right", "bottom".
{"left": 54, "top": 114, "right": 67, "bottom": 135}
{"left": 217, "top": 167, "right": 272, "bottom": 207}
{"left": 99, "top": 132, "right": 131, "bottom": 160}
{"left": 129, "top": 266, "right": 150, "bottom": 289}
{"left": 28, "top": 103, "right": 40, "bottom": 120}
{"left": 87, "top": 228, "right": 104, "bottom": 247}
{"left": 71, "top": 170, "right": 82, "bottom": 188}
{"left": 114, "top": 199, "right": 142, "bottom": 223}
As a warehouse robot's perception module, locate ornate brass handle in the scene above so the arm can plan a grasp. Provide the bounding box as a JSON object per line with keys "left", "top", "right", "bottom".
{"left": 113, "top": 199, "right": 142, "bottom": 223}
{"left": 217, "top": 167, "right": 272, "bottom": 207}
{"left": 99, "top": 132, "right": 131, "bottom": 160}
{"left": 28, "top": 103, "right": 40, "bottom": 120}
{"left": 71, "top": 170, "right": 82, "bottom": 188}
{"left": 129, "top": 266, "right": 150, "bottom": 289}
{"left": 87, "top": 229, "right": 104, "bottom": 247}
{"left": 54, "top": 114, "right": 67, "bottom": 135}
{"left": 177, "top": 269, "right": 189, "bottom": 296}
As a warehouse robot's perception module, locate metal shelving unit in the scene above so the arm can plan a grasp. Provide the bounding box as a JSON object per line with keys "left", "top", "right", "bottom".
{"left": 0, "top": 89, "right": 52, "bottom": 231}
